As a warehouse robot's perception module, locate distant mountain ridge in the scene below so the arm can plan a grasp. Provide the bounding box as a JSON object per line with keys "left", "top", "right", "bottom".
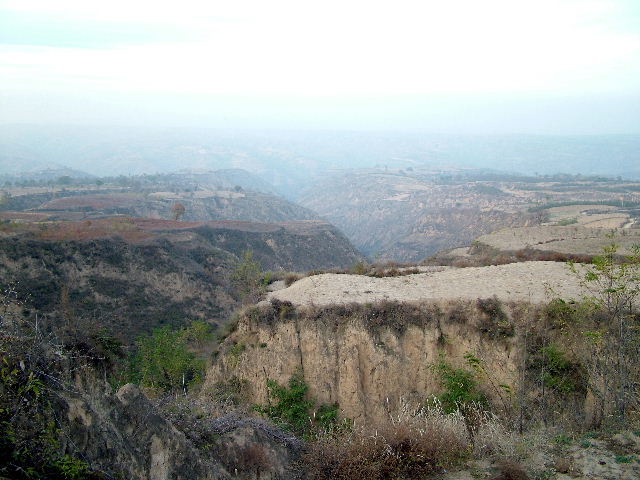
{"left": 2, "top": 126, "right": 639, "bottom": 196}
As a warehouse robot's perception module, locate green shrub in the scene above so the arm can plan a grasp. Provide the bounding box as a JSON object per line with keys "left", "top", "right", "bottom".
{"left": 126, "top": 325, "right": 205, "bottom": 393}
{"left": 254, "top": 373, "right": 342, "bottom": 437}
{"left": 254, "top": 373, "right": 314, "bottom": 434}
{"left": 434, "top": 356, "right": 487, "bottom": 413}
{"left": 615, "top": 455, "right": 637, "bottom": 464}
{"left": 554, "top": 434, "right": 573, "bottom": 445}
{"left": 543, "top": 298, "right": 581, "bottom": 331}
{"left": 231, "top": 250, "right": 265, "bottom": 301}
{"left": 537, "top": 344, "right": 583, "bottom": 394}
{"left": 53, "top": 455, "right": 91, "bottom": 479}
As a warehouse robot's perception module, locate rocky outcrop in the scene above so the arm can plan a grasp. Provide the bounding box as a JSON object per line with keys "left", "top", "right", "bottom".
{"left": 62, "top": 382, "right": 229, "bottom": 479}
{"left": 60, "top": 380, "right": 302, "bottom": 479}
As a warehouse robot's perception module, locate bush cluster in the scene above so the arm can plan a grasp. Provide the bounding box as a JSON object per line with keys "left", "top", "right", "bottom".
{"left": 303, "top": 402, "right": 470, "bottom": 480}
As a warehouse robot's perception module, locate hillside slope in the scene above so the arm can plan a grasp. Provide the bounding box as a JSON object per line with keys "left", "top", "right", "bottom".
{"left": 298, "top": 171, "right": 536, "bottom": 261}
{"left": 2, "top": 170, "right": 319, "bottom": 224}
{"left": 0, "top": 218, "right": 365, "bottom": 341}
{"left": 299, "top": 170, "right": 640, "bottom": 262}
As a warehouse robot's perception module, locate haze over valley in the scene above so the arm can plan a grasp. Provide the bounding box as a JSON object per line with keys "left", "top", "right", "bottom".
{"left": 2, "top": 1, "right": 640, "bottom": 479}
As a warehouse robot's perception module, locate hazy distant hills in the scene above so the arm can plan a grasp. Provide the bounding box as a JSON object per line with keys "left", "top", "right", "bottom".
{"left": 2, "top": 125, "right": 639, "bottom": 197}
{"left": 298, "top": 170, "right": 640, "bottom": 262}
{"left": 1, "top": 171, "right": 319, "bottom": 224}
{"left": 299, "top": 171, "right": 534, "bottom": 261}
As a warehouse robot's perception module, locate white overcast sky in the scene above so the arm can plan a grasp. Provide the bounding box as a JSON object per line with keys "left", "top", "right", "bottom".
{"left": 1, "top": 0, "right": 639, "bottom": 132}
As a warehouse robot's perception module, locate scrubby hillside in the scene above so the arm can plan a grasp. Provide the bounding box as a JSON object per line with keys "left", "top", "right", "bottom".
{"left": 0, "top": 217, "right": 365, "bottom": 342}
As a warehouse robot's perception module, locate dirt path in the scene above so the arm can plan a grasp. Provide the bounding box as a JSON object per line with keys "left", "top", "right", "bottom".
{"left": 268, "top": 261, "right": 588, "bottom": 306}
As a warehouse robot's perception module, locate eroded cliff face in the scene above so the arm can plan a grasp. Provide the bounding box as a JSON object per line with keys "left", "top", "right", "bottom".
{"left": 59, "top": 377, "right": 302, "bottom": 480}
{"left": 204, "top": 301, "right": 527, "bottom": 422}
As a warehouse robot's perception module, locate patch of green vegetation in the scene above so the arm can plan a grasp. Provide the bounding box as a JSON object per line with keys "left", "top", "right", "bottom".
{"left": 254, "top": 373, "right": 344, "bottom": 437}
{"left": 539, "top": 344, "right": 582, "bottom": 394}
{"left": 528, "top": 343, "right": 584, "bottom": 396}
{"left": 117, "top": 323, "right": 208, "bottom": 393}
{"left": 554, "top": 434, "right": 573, "bottom": 445}
{"left": 1, "top": 338, "right": 100, "bottom": 479}
{"left": 53, "top": 455, "right": 92, "bottom": 479}
{"left": 231, "top": 250, "right": 266, "bottom": 301}
{"left": 434, "top": 355, "right": 487, "bottom": 414}
{"left": 615, "top": 455, "right": 637, "bottom": 464}
{"left": 254, "top": 373, "right": 314, "bottom": 434}
{"left": 543, "top": 298, "right": 581, "bottom": 331}
{"left": 557, "top": 217, "right": 578, "bottom": 226}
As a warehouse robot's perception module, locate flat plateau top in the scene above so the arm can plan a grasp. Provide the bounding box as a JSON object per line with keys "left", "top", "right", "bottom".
{"left": 268, "top": 261, "right": 589, "bottom": 306}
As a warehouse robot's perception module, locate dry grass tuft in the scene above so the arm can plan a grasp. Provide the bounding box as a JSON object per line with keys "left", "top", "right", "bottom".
{"left": 303, "top": 401, "right": 471, "bottom": 480}
{"left": 492, "top": 461, "right": 530, "bottom": 480}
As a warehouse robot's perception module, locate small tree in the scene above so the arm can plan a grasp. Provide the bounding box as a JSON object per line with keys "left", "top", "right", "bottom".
{"left": 231, "top": 250, "right": 265, "bottom": 302}
{"left": 171, "top": 202, "right": 186, "bottom": 221}
{"left": 568, "top": 235, "right": 640, "bottom": 426}
{"left": 132, "top": 326, "right": 204, "bottom": 393}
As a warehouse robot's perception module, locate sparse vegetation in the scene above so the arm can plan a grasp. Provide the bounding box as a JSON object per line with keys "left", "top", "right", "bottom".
{"left": 0, "top": 286, "right": 105, "bottom": 479}
{"left": 303, "top": 401, "right": 471, "bottom": 480}
{"left": 435, "top": 355, "right": 487, "bottom": 414}
{"left": 477, "top": 296, "right": 514, "bottom": 337}
{"left": 119, "top": 323, "right": 208, "bottom": 394}
{"left": 566, "top": 236, "right": 640, "bottom": 427}
{"left": 253, "top": 373, "right": 343, "bottom": 437}
{"left": 557, "top": 217, "right": 578, "bottom": 226}
{"left": 231, "top": 250, "right": 267, "bottom": 302}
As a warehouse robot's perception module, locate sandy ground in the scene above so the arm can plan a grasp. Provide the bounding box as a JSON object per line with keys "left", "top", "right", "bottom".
{"left": 267, "top": 261, "right": 588, "bottom": 306}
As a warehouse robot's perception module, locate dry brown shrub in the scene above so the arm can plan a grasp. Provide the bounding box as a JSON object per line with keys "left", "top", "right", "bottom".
{"left": 493, "top": 254, "right": 514, "bottom": 265}
{"left": 452, "top": 258, "right": 477, "bottom": 268}
{"left": 303, "top": 402, "right": 470, "bottom": 480}
{"left": 284, "top": 272, "right": 303, "bottom": 286}
{"left": 492, "top": 461, "right": 530, "bottom": 480}
{"left": 234, "top": 443, "right": 272, "bottom": 477}
{"left": 515, "top": 248, "right": 534, "bottom": 261}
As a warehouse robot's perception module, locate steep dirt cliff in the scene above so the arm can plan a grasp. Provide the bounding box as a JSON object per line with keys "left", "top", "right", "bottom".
{"left": 205, "top": 300, "right": 527, "bottom": 422}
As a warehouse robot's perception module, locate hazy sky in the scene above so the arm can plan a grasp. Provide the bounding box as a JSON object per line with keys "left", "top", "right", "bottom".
{"left": 1, "top": 0, "right": 639, "bottom": 133}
